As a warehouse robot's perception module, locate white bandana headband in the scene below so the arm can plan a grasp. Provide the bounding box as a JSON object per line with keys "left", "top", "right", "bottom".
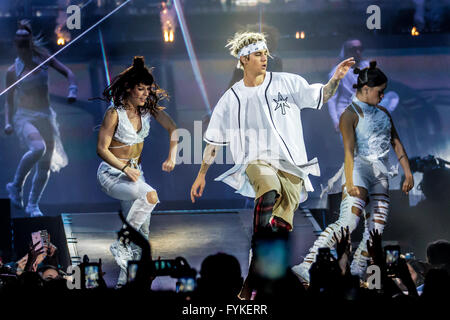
{"left": 237, "top": 41, "right": 268, "bottom": 58}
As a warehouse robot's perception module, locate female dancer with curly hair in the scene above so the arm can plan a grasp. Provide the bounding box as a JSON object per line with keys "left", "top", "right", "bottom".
{"left": 96, "top": 56, "right": 177, "bottom": 287}
{"left": 4, "top": 20, "right": 77, "bottom": 217}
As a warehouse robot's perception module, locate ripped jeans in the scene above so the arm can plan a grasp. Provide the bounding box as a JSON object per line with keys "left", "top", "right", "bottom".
{"left": 97, "top": 161, "right": 159, "bottom": 285}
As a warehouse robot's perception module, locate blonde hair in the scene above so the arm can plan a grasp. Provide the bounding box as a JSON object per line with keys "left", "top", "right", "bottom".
{"left": 225, "top": 31, "right": 269, "bottom": 70}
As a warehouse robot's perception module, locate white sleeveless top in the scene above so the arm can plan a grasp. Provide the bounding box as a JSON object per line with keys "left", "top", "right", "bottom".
{"left": 108, "top": 105, "right": 151, "bottom": 147}
{"left": 350, "top": 96, "right": 391, "bottom": 161}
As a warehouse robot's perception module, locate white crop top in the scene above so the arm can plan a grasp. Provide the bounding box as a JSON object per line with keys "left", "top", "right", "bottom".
{"left": 107, "top": 105, "right": 151, "bottom": 147}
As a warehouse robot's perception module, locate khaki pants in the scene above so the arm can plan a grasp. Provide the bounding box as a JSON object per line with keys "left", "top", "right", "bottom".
{"left": 245, "top": 160, "right": 304, "bottom": 228}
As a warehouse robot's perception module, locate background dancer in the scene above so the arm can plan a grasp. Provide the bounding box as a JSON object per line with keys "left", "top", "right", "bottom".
{"left": 322, "top": 39, "right": 400, "bottom": 196}
{"left": 190, "top": 31, "right": 355, "bottom": 299}
{"left": 293, "top": 61, "right": 414, "bottom": 282}
{"left": 96, "top": 56, "right": 177, "bottom": 287}
{"left": 4, "top": 20, "right": 77, "bottom": 217}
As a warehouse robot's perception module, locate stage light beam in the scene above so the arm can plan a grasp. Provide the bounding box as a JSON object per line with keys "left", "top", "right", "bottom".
{"left": 173, "top": 0, "right": 211, "bottom": 113}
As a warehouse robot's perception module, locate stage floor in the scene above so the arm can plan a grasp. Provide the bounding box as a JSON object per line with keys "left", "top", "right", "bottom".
{"left": 62, "top": 208, "right": 321, "bottom": 289}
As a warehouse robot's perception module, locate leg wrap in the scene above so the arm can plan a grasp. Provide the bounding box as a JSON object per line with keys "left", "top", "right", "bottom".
{"left": 351, "top": 193, "right": 390, "bottom": 278}
{"left": 253, "top": 190, "right": 278, "bottom": 234}
{"left": 301, "top": 192, "right": 365, "bottom": 266}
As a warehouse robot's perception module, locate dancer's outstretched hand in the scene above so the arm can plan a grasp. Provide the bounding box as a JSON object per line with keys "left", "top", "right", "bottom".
{"left": 124, "top": 167, "right": 140, "bottom": 182}
{"left": 4, "top": 123, "right": 13, "bottom": 135}
{"left": 190, "top": 175, "right": 206, "bottom": 203}
{"left": 332, "top": 57, "right": 356, "bottom": 80}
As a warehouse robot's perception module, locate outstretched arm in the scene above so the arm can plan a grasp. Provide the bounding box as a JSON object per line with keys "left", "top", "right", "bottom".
{"left": 154, "top": 109, "right": 178, "bottom": 172}
{"left": 48, "top": 55, "right": 77, "bottom": 102}
{"left": 4, "top": 68, "right": 16, "bottom": 135}
{"left": 190, "top": 143, "right": 221, "bottom": 203}
{"left": 323, "top": 57, "right": 355, "bottom": 104}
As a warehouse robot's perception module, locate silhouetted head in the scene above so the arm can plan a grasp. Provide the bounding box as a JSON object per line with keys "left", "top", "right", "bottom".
{"left": 427, "top": 240, "right": 450, "bottom": 266}
{"left": 197, "top": 252, "right": 243, "bottom": 301}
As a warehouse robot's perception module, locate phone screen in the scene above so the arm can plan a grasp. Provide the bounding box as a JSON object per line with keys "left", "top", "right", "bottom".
{"left": 84, "top": 265, "right": 99, "bottom": 289}
{"left": 31, "top": 231, "right": 43, "bottom": 252}
{"left": 386, "top": 249, "right": 399, "bottom": 265}
{"left": 254, "top": 239, "right": 289, "bottom": 280}
{"left": 127, "top": 262, "right": 139, "bottom": 282}
{"left": 176, "top": 277, "right": 196, "bottom": 293}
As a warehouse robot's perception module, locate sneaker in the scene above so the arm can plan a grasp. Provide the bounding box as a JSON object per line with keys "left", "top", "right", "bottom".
{"left": 6, "top": 182, "right": 24, "bottom": 209}
{"left": 110, "top": 240, "right": 133, "bottom": 271}
{"left": 350, "top": 256, "right": 370, "bottom": 280}
{"left": 291, "top": 262, "right": 311, "bottom": 284}
{"left": 25, "top": 204, "right": 43, "bottom": 217}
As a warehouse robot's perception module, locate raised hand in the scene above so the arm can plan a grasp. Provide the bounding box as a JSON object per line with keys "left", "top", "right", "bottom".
{"left": 367, "top": 229, "right": 383, "bottom": 266}
{"left": 332, "top": 57, "right": 356, "bottom": 81}
{"left": 24, "top": 242, "right": 45, "bottom": 272}
{"left": 334, "top": 226, "right": 351, "bottom": 260}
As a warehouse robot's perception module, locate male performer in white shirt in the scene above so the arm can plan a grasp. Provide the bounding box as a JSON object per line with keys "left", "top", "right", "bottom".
{"left": 190, "top": 31, "right": 354, "bottom": 298}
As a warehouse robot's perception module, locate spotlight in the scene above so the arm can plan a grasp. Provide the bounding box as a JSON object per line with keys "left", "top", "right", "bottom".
{"left": 411, "top": 26, "right": 420, "bottom": 36}
{"left": 164, "top": 30, "right": 169, "bottom": 42}
{"left": 295, "top": 31, "right": 305, "bottom": 40}
{"left": 160, "top": 1, "right": 176, "bottom": 43}
{"left": 57, "top": 36, "right": 65, "bottom": 46}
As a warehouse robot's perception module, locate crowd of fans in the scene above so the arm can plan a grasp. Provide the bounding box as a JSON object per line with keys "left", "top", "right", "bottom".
{"left": 1, "top": 211, "right": 449, "bottom": 314}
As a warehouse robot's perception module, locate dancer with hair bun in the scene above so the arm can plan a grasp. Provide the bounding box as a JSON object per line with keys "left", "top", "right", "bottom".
{"left": 4, "top": 20, "right": 77, "bottom": 217}
{"left": 96, "top": 56, "right": 178, "bottom": 287}
{"left": 292, "top": 61, "right": 414, "bottom": 282}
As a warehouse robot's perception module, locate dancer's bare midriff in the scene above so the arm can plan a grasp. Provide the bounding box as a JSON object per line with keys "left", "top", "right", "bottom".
{"left": 109, "top": 140, "right": 144, "bottom": 165}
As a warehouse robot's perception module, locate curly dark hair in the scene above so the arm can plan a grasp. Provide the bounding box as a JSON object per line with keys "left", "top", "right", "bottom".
{"left": 102, "top": 56, "right": 168, "bottom": 117}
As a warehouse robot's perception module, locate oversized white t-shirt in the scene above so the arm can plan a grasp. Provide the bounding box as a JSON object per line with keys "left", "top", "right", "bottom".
{"left": 204, "top": 72, "right": 324, "bottom": 200}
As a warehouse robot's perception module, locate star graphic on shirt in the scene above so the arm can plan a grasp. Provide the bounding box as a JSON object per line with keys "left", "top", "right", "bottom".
{"left": 273, "top": 93, "right": 290, "bottom": 115}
